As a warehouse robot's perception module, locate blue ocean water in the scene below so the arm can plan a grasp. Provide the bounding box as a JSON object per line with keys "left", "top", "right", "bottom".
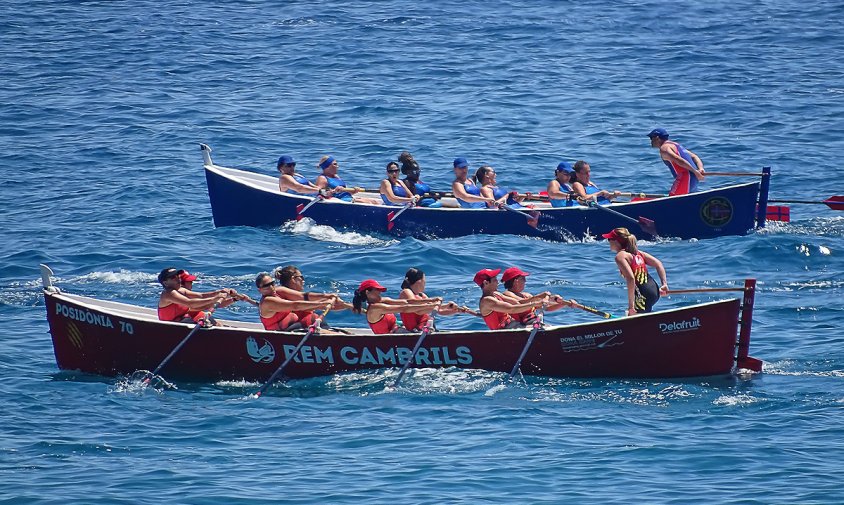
{"left": 2, "top": 0, "right": 844, "bottom": 502}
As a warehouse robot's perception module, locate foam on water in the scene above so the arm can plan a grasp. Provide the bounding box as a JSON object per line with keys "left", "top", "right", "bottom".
{"left": 279, "top": 218, "right": 399, "bottom": 247}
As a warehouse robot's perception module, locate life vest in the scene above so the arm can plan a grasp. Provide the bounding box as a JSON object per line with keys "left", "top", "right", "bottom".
{"left": 369, "top": 313, "right": 397, "bottom": 334}
{"left": 400, "top": 292, "right": 430, "bottom": 331}
{"left": 456, "top": 180, "right": 486, "bottom": 209}
{"left": 158, "top": 302, "right": 204, "bottom": 323}
{"left": 481, "top": 293, "right": 514, "bottom": 330}
{"left": 662, "top": 141, "right": 699, "bottom": 196}
{"left": 321, "top": 174, "right": 353, "bottom": 201}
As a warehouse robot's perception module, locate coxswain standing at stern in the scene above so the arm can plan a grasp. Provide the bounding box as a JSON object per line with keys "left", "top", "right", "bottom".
{"left": 647, "top": 128, "right": 705, "bottom": 196}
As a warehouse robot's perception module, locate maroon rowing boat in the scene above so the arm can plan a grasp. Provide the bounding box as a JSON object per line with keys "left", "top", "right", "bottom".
{"left": 40, "top": 266, "right": 762, "bottom": 381}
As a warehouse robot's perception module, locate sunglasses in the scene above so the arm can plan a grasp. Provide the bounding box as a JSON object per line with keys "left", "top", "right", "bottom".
{"left": 387, "top": 168, "right": 400, "bottom": 173}
{"left": 260, "top": 280, "right": 275, "bottom": 288}
{"left": 293, "top": 275, "right": 305, "bottom": 281}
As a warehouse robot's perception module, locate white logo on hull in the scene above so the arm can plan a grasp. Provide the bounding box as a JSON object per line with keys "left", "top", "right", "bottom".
{"left": 246, "top": 337, "right": 276, "bottom": 363}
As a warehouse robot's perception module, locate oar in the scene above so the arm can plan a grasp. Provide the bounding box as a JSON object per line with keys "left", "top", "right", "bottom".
{"left": 508, "top": 308, "right": 545, "bottom": 380}
{"left": 295, "top": 194, "right": 324, "bottom": 221}
{"left": 704, "top": 171, "right": 767, "bottom": 177}
{"left": 391, "top": 310, "right": 438, "bottom": 388}
{"left": 588, "top": 201, "right": 657, "bottom": 237}
{"left": 500, "top": 204, "right": 539, "bottom": 228}
{"left": 386, "top": 201, "right": 415, "bottom": 231}
{"left": 569, "top": 301, "right": 615, "bottom": 319}
{"left": 459, "top": 306, "right": 481, "bottom": 317}
{"left": 768, "top": 196, "right": 844, "bottom": 211}
{"left": 142, "top": 304, "right": 218, "bottom": 384}
{"left": 618, "top": 192, "right": 668, "bottom": 199}
{"left": 667, "top": 287, "right": 744, "bottom": 295}
{"left": 252, "top": 303, "right": 333, "bottom": 398}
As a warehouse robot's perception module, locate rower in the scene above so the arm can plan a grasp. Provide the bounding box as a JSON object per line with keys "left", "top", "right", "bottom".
{"left": 380, "top": 161, "right": 420, "bottom": 206}
{"left": 474, "top": 268, "right": 548, "bottom": 330}
{"left": 475, "top": 165, "right": 526, "bottom": 209}
{"left": 398, "top": 267, "right": 463, "bottom": 331}
{"left": 352, "top": 279, "right": 440, "bottom": 335}
{"left": 255, "top": 272, "right": 338, "bottom": 331}
{"left": 547, "top": 161, "right": 576, "bottom": 207}
{"left": 647, "top": 128, "right": 706, "bottom": 196}
{"left": 602, "top": 228, "right": 669, "bottom": 315}
{"left": 451, "top": 157, "right": 496, "bottom": 209}
{"left": 500, "top": 266, "right": 573, "bottom": 325}
{"left": 399, "top": 151, "right": 442, "bottom": 208}
{"left": 273, "top": 265, "right": 352, "bottom": 327}
{"left": 157, "top": 267, "right": 228, "bottom": 325}
{"left": 571, "top": 160, "right": 620, "bottom": 205}
{"left": 277, "top": 155, "right": 321, "bottom": 195}
{"left": 314, "top": 155, "right": 381, "bottom": 205}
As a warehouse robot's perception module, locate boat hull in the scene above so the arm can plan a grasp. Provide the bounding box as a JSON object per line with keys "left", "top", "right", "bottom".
{"left": 205, "top": 164, "right": 760, "bottom": 241}
{"left": 45, "top": 291, "right": 750, "bottom": 381}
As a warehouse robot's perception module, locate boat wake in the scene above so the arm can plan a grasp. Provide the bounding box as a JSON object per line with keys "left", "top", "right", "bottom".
{"left": 109, "top": 371, "right": 176, "bottom": 394}
{"left": 279, "top": 218, "right": 398, "bottom": 247}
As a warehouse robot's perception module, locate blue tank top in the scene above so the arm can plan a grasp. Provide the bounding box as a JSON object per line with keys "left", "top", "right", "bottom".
{"left": 286, "top": 174, "right": 314, "bottom": 196}
{"left": 585, "top": 184, "right": 611, "bottom": 205}
{"left": 550, "top": 183, "right": 575, "bottom": 208}
{"left": 662, "top": 141, "right": 699, "bottom": 193}
{"left": 322, "top": 174, "right": 353, "bottom": 202}
{"left": 380, "top": 181, "right": 409, "bottom": 206}
{"left": 456, "top": 180, "right": 486, "bottom": 209}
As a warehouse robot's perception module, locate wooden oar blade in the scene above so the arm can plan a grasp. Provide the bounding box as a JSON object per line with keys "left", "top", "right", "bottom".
{"left": 295, "top": 203, "right": 305, "bottom": 221}
{"left": 526, "top": 210, "right": 539, "bottom": 229}
{"left": 386, "top": 211, "right": 396, "bottom": 230}
{"left": 638, "top": 216, "right": 657, "bottom": 237}
{"left": 825, "top": 196, "right": 844, "bottom": 210}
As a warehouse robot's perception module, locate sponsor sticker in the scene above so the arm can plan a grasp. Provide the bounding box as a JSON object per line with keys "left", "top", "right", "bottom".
{"left": 700, "top": 197, "right": 733, "bottom": 228}
{"left": 659, "top": 317, "right": 701, "bottom": 334}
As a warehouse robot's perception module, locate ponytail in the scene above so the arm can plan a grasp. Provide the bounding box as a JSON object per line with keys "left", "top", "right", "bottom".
{"left": 352, "top": 289, "right": 367, "bottom": 314}
{"left": 611, "top": 227, "right": 639, "bottom": 254}
{"left": 625, "top": 234, "right": 639, "bottom": 255}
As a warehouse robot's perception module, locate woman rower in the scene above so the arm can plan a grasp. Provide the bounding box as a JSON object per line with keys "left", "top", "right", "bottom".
{"left": 476, "top": 165, "right": 526, "bottom": 209}
{"left": 547, "top": 161, "right": 577, "bottom": 207}
{"left": 273, "top": 265, "right": 352, "bottom": 327}
{"left": 399, "top": 151, "right": 442, "bottom": 208}
{"left": 451, "top": 157, "right": 496, "bottom": 209}
{"left": 500, "top": 266, "right": 573, "bottom": 324}
{"left": 380, "top": 161, "right": 420, "bottom": 206}
{"left": 352, "top": 279, "right": 441, "bottom": 335}
{"left": 571, "top": 160, "right": 620, "bottom": 205}
{"left": 157, "top": 267, "right": 230, "bottom": 325}
{"left": 398, "top": 267, "right": 464, "bottom": 331}
{"left": 474, "top": 268, "right": 549, "bottom": 330}
{"left": 314, "top": 155, "right": 381, "bottom": 205}
{"left": 277, "top": 155, "right": 322, "bottom": 195}
{"left": 255, "top": 272, "right": 338, "bottom": 331}
{"left": 602, "top": 228, "right": 669, "bottom": 315}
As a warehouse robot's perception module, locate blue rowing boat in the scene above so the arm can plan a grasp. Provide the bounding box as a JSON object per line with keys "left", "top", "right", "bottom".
{"left": 201, "top": 144, "right": 772, "bottom": 241}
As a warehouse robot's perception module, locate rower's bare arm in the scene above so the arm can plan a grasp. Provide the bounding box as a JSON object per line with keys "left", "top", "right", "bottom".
{"left": 546, "top": 180, "right": 566, "bottom": 200}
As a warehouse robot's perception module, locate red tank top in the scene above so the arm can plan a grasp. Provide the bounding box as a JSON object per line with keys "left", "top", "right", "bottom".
{"left": 481, "top": 293, "right": 513, "bottom": 330}
{"left": 369, "top": 313, "right": 397, "bottom": 334}
{"left": 158, "top": 302, "right": 189, "bottom": 321}
{"left": 260, "top": 296, "right": 292, "bottom": 331}
{"left": 629, "top": 252, "right": 649, "bottom": 286}
{"left": 400, "top": 292, "right": 430, "bottom": 331}
{"left": 508, "top": 291, "right": 535, "bottom": 324}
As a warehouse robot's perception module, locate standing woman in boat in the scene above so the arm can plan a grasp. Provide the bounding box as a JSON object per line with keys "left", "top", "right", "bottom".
{"left": 314, "top": 155, "right": 382, "bottom": 205}
{"left": 500, "top": 266, "right": 573, "bottom": 324}
{"left": 380, "top": 162, "right": 420, "bottom": 206}
{"left": 571, "top": 160, "right": 621, "bottom": 205}
{"left": 647, "top": 128, "right": 705, "bottom": 196}
{"left": 352, "top": 279, "right": 441, "bottom": 334}
{"left": 399, "top": 151, "right": 442, "bottom": 208}
{"left": 451, "top": 157, "right": 496, "bottom": 209}
{"left": 157, "top": 267, "right": 229, "bottom": 324}
{"left": 474, "top": 268, "right": 549, "bottom": 330}
{"left": 602, "top": 228, "right": 669, "bottom": 315}
{"left": 547, "top": 161, "right": 576, "bottom": 207}
{"left": 475, "top": 165, "right": 526, "bottom": 209}
{"left": 273, "top": 265, "right": 352, "bottom": 326}
{"left": 255, "top": 272, "right": 338, "bottom": 331}
{"left": 398, "top": 267, "right": 465, "bottom": 331}
{"left": 277, "top": 155, "right": 321, "bottom": 195}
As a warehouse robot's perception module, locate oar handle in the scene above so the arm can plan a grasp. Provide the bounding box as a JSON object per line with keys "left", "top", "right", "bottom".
{"left": 570, "top": 301, "right": 614, "bottom": 319}
{"left": 667, "top": 287, "right": 744, "bottom": 294}
{"left": 704, "top": 172, "right": 767, "bottom": 177}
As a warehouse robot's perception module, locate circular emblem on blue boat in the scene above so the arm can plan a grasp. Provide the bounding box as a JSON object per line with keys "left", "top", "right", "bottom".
{"left": 700, "top": 197, "right": 733, "bottom": 227}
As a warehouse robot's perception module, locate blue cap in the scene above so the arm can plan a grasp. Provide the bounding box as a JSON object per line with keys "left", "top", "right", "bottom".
{"left": 453, "top": 157, "right": 469, "bottom": 169}
{"left": 556, "top": 161, "right": 573, "bottom": 173}
{"left": 647, "top": 128, "right": 669, "bottom": 139}
{"left": 277, "top": 155, "right": 296, "bottom": 168}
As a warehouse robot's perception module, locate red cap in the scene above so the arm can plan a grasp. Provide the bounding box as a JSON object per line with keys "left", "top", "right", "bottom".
{"left": 602, "top": 229, "right": 627, "bottom": 243}
{"left": 473, "top": 268, "right": 501, "bottom": 287}
{"left": 501, "top": 267, "right": 530, "bottom": 283}
{"left": 178, "top": 270, "right": 197, "bottom": 282}
{"left": 358, "top": 279, "right": 387, "bottom": 292}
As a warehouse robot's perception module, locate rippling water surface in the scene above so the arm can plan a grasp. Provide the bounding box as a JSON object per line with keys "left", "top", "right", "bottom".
{"left": 2, "top": 1, "right": 843, "bottom": 503}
